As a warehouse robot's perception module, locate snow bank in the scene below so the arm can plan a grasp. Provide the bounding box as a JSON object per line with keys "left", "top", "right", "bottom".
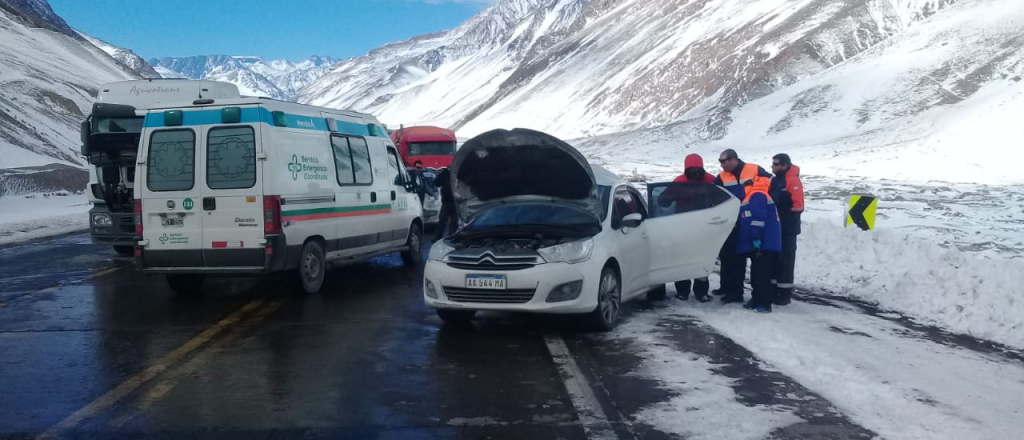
{"left": 796, "top": 219, "right": 1024, "bottom": 349}
{"left": 0, "top": 193, "right": 89, "bottom": 246}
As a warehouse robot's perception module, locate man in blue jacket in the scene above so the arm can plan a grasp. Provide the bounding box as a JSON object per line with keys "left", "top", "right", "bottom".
{"left": 737, "top": 178, "right": 783, "bottom": 313}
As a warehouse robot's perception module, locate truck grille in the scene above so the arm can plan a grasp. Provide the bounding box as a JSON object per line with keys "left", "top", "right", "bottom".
{"left": 442, "top": 287, "right": 536, "bottom": 304}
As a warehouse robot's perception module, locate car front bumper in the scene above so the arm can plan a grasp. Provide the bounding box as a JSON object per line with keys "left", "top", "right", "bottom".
{"left": 423, "top": 260, "right": 599, "bottom": 314}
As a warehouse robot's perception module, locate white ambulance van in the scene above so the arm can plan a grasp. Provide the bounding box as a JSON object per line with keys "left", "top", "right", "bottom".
{"left": 133, "top": 97, "right": 424, "bottom": 294}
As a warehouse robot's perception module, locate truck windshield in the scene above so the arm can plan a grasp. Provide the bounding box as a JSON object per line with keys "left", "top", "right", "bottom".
{"left": 94, "top": 117, "right": 144, "bottom": 134}
{"left": 408, "top": 141, "right": 456, "bottom": 156}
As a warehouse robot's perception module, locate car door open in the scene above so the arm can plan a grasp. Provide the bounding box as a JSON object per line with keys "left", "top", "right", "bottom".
{"left": 643, "top": 182, "right": 740, "bottom": 285}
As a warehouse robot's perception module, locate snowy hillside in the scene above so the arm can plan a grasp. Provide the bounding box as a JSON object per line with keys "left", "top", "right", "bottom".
{"left": 301, "top": 0, "right": 1023, "bottom": 184}
{"left": 151, "top": 55, "right": 337, "bottom": 100}
{"left": 78, "top": 32, "right": 160, "bottom": 79}
{"left": 0, "top": 0, "right": 138, "bottom": 168}
{"left": 575, "top": 0, "right": 1024, "bottom": 185}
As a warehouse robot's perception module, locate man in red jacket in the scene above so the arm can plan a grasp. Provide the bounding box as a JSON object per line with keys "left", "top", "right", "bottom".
{"left": 657, "top": 153, "right": 716, "bottom": 302}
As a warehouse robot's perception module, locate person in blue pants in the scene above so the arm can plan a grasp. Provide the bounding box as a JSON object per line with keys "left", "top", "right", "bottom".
{"left": 736, "top": 178, "right": 783, "bottom": 313}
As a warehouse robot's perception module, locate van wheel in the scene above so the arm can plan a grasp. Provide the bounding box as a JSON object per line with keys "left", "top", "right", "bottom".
{"left": 647, "top": 284, "right": 667, "bottom": 301}
{"left": 113, "top": 245, "right": 133, "bottom": 256}
{"left": 587, "top": 266, "right": 621, "bottom": 331}
{"left": 401, "top": 224, "right": 423, "bottom": 266}
{"left": 437, "top": 309, "right": 476, "bottom": 323}
{"left": 167, "top": 274, "right": 205, "bottom": 295}
{"left": 294, "top": 241, "right": 326, "bottom": 294}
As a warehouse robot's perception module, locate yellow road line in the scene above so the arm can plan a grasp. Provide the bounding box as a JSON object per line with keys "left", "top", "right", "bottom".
{"left": 87, "top": 266, "right": 123, "bottom": 279}
{"left": 36, "top": 299, "right": 267, "bottom": 440}
{"left": 107, "top": 300, "right": 286, "bottom": 430}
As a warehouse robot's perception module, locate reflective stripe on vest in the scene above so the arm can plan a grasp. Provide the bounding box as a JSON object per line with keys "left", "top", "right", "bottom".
{"left": 720, "top": 163, "right": 762, "bottom": 197}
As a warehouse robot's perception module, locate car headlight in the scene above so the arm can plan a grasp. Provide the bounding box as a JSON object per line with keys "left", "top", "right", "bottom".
{"left": 538, "top": 239, "right": 594, "bottom": 264}
{"left": 428, "top": 240, "right": 455, "bottom": 262}
{"left": 92, "top": 213, "right": 113, "bottom": 227}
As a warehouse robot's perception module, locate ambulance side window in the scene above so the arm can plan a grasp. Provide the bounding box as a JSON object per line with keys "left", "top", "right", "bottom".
{"left": 331, "top": 136, "right": 355, "bottom": 185}
{"left": 349, "top": 137, "right": 373, "bottom": 185}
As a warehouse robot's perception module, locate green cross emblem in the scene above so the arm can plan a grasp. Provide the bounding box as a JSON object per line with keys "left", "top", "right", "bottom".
{"left": 159, "top": 233, "right": 169, "bottom": 245}
{"left": 288, "top": 155, "right": 302, "bottom": 181}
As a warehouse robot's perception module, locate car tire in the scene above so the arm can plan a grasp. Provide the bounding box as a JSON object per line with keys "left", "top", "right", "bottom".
{"left": 646, "top": 284, "right": 667, "bottom": 302}
{"left": 113, "top": 245, "right": 133, "bottom": 256}
{"left": 294, "top": 240, "right": 326, "bottom": 294}
{"left": 437, "top": 309, "right": 476, "bottom": 323}
{"left": 167, "top": 274, "right": 205, "bottom": 295}
{"left": 401, "top": 224, "right": 423, "bottom": 266}
{"left": 587, "top": 266, "right": 622, "bottom": 331}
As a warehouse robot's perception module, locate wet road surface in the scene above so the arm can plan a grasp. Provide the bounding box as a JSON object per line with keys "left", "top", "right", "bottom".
{"left": 1, "top": 233, "right": 1020, "bottom": 440}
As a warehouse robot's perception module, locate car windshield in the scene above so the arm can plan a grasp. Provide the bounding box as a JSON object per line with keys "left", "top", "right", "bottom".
{"left": 408, "top": 141, "right": 456, "bottom": 156}
{"left": 93, "top": 117, "right": 143, "bottom": 134}
{"left": 465, "top": 203, "right": 600, "bottom": 234}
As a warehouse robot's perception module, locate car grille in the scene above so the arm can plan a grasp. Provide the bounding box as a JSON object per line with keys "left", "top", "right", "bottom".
{"left": 445, "top": 250, "right": 542, "bottom": 271}
{"left": 442, "top": 287, "right": 536, "bottom": 304}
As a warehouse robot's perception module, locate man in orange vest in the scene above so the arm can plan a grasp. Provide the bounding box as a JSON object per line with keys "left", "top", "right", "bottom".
{"left": 713, "top": 149, "right": 772, "bottom": 304}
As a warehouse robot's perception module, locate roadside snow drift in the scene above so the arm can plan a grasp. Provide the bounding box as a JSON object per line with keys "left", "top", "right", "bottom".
{"left": 796, "top": 219, "right": 1024, "bottom": 350}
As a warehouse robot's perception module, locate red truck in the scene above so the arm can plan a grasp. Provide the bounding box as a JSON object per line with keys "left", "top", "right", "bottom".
{"left": 390, "top": 125, "right": 458, "bottom": 169}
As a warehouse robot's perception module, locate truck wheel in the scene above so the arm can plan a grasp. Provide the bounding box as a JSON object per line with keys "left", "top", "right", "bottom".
{"left": 401, "top": 224, "right": 423, "bottom": 266}
{"left": 113, "top": 245, "right": 133, "bottom": 256}
{"left": 436, "top": 309, "right": 476, "bottom": 323}
{"left": 587, "top": 266, "right": 621, "bottom": 331}
{"left": 294, "top": 240, "right": 326, "bottom": 294}
{"left": 167, "top": 274, "right": 205, "bottom": 295}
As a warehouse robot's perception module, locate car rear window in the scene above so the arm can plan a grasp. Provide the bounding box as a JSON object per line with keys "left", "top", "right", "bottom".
{"left": 207, "top": 126, "right": 257, "bottom": 190}
{"left": 147, "top": 129, "right": 195, "bottom": 192}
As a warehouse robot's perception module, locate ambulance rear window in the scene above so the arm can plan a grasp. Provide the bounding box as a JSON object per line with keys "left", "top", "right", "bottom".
{"left": 147, "top": 129, "right": 196, "bottom": 192}
{"left": 207, "top": 126, "right": 256, "bottom": 190}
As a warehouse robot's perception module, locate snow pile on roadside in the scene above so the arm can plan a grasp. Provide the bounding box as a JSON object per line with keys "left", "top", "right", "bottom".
{"left": 606, "top": 314, "right": 803, "bottom": 439}
{"left": 796, "top": 219, "right": 1024, "bottom": 349}
{"left": 0, "top": 192, "right": 89, "bottom": 246}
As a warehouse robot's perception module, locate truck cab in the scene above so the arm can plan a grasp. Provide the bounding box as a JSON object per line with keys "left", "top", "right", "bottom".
{"left": 81, "top": 79, "right": 240, "bottom": 254}
{"left": 389, "top": 126, "right": 458, "bottom": 169}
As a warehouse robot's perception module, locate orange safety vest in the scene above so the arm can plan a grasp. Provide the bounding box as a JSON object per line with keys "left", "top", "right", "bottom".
{"left": 719, "top": 163, "right": 763, "bottom": 198}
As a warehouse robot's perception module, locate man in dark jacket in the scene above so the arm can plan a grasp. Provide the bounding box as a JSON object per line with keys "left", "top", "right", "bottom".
{"left": 769, "top": 154, "right": 804, "bottom": 305}
{"left": 657, "top": 153, "right": 716, "bottom": 302}
{"left": 434, "top": 167, "right": 458, "bottom": 240}
{"left": 713, "top": 149, "right": 772, "bottom": 304}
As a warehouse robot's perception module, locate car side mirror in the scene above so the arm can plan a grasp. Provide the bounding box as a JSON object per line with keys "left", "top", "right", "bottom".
{"left": 622, "top": 213, "right": 644, "bottom": 229}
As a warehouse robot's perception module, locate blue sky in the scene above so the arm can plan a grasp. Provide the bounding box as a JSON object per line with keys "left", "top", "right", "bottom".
{"left": 48, "top": 0, "right": 495, "bottom": 61}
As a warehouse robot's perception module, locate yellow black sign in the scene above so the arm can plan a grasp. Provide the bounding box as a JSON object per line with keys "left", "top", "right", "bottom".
{"left": 846, "top": 194, "right": 877, "bottom": 231}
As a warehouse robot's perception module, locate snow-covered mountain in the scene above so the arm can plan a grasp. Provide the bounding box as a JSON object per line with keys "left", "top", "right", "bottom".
{"left": 299, "top": 0, "right": 1024, "bottom": 184}
{"left": 151, "top": 55, "right": 337, "bottom": 100}
{"left": 0, "top": 0, "right": 139, "bottom": 168}
{"left": 78, "top": 32, "right": 160, "bottom": 79}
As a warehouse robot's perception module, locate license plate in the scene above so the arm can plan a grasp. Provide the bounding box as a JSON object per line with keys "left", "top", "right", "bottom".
{"left": 466, "top": 274, "right": 507, "bottom": 290}
{"left": 161, "top": 217, "right": 184, "bottom": 228}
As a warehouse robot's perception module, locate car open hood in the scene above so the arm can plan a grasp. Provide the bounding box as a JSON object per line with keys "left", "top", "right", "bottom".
{"left": 451, "top": 128, "right": 601, "bottom": 222}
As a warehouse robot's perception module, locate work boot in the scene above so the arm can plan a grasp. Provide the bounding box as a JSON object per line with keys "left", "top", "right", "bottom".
{"left": 755, "top": 304, "right": 773, "bottom": 314}
{"left": 712, "top": 288, "right": 725, "bottom": 296}
{"left": 742, "top": 299, "right": 756, "bottom": 310}
{"left": 695, "top": 294, "right": 712, "bottom": 303}
{"left": 675, "top": 292, "right": 690, "bottom": 301}
{"left": 774, "top": 290, "right": 792, "bottom": 306}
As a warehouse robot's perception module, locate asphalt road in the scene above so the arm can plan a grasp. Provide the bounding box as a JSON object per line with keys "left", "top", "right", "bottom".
{"left": 0, "top": 232, "right": 1019, "bottom": 440}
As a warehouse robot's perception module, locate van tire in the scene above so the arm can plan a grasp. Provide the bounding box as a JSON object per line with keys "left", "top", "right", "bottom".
{"left": 401, "top": 224, "right": 423, "bottom": 266}
{"left": 294, "top": 240, "right": 326, "bottom": 294}
{"left": 113, "top": 245, "right": 133, "bottom": 256}
{"left": 437, "top": 309, "right": 476, "bottom": 323}
{"left": 167, "top": 274, "right": 205, "bottom": 295}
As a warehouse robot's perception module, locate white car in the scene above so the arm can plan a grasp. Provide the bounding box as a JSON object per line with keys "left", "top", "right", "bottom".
{"left": 423, "top": 129, "right": 739, "bottom": 330}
